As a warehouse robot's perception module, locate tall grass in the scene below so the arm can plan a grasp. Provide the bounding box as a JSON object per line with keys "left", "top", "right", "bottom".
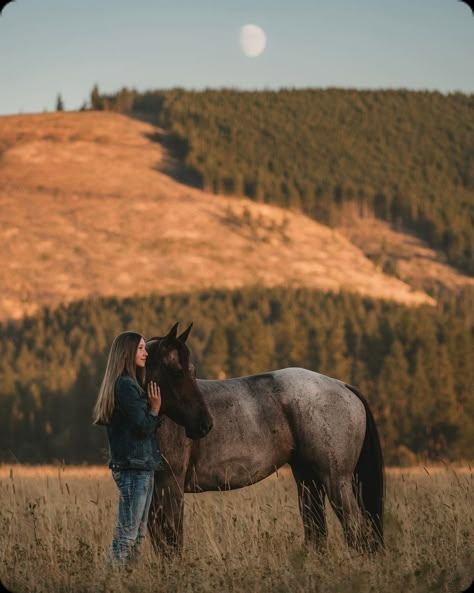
{"left": 0, "top": 465, "right": 472, "bottom": 593}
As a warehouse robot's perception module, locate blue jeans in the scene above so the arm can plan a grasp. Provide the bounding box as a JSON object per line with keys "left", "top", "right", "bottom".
{"left": 108, "top": 469, "right": 154, "bottom": 566}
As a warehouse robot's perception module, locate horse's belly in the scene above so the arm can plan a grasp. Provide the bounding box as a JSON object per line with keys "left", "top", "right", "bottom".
{"left": 185, "top": 424, "right": 293, "bottom": 492}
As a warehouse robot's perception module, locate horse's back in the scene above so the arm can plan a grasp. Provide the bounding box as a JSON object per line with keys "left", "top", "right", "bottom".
{"left": 196, "top": 368, "right": 366, "bottom": 480}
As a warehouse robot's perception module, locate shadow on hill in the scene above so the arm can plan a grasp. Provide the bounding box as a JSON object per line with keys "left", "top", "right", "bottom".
{"left": 144, "top": 130, "right": 203, "bottom": 188}
{"left": 125, "top": 112, "right": 203, "bottom": 188}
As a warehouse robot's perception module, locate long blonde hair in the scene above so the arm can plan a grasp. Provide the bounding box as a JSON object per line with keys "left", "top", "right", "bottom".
{"left": 93, "top": 331, "right": 146, "bottom": 425}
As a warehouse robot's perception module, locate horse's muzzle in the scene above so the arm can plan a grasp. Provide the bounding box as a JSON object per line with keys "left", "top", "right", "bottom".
{"left": 187, "top": 418, "right": 213, "bottom": 440}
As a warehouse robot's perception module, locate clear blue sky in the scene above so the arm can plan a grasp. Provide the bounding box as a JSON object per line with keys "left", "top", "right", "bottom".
{"left": 0, "top": 0, "right": 472, "bottom": 115}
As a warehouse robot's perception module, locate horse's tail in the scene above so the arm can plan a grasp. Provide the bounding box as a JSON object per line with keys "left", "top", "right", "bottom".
{"left": 345, "top": 383, "right": 385, "bottom": 550}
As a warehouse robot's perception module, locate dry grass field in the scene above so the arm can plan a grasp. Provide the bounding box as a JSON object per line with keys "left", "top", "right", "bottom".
{"left": 3, "top": 111, "right": 474, "bottom": 322}
{"left": 0, "top": 464, "right": 472, "bottom": 593}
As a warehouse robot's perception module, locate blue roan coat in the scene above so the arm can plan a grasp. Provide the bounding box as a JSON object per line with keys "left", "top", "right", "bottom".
{"left": 106, "top": 373, "right": 163, "bottom": 470}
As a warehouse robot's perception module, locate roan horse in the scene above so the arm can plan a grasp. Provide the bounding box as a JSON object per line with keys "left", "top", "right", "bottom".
{"left": 145, "top": 323, "right": 384, "bottom": 555}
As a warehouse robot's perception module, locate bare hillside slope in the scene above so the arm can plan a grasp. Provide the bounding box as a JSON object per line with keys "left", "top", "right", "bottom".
{"left": 2, "top": 111, "right": 469, "bottom": 321}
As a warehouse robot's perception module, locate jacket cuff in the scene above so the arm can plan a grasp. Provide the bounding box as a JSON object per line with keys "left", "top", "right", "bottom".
{"left": 150, "top": 411, "right": 163, "bottom": 427}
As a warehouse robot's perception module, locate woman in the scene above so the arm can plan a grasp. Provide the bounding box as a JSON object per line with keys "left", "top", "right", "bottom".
{"left": 93, "top": 331, "right": 162, "bottom": 567}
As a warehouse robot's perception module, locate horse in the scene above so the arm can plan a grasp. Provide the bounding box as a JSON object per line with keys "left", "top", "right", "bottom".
{"left": 145, "top": 322, "right": 384, "bottom": 555}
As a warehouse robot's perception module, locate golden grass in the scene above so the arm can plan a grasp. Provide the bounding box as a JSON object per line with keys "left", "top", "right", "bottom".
{"left": 1, "top": 464, "right": 473, "bottom": 593}
{"left": 337, "top": 209, "right": 474, "bottom": 295}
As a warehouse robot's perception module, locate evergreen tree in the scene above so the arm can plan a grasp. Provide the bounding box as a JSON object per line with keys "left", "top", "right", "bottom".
{"left": 229, "top": 312, "right": 274, "bottom": 376}
{"left": 202, "top": 326, "right": 229, "bottom": 379}
{"left": 56, "top": 93, "right": 64, "bottom": 111}
{"left": 322, "top": 319, "right": 350, "bottom": 381}
{"left": 377, "top": 339, "right": 411, "bottom": 456}
{"left": 90, "top": 84, "right": 102, "bottom": 110}
{"left": 273, "top": 310, "right": 308, "bottom": 369}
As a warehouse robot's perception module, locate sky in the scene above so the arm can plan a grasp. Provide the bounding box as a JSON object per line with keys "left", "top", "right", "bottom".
{"left": 0, "top": 0, "right": 473, "bottom": 115}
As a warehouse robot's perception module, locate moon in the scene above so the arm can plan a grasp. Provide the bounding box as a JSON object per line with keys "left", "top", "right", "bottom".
{"left": 239, "top": 24, "right": 267, "bottom": 58}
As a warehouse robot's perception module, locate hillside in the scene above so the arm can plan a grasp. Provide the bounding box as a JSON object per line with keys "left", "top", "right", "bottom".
{"left": 3, "top": 111, "right": 472, "bottom": 321}
{"left": 98, "top": 88, "right": 472, "bottom": 274}
{"left": 336, "top": 211, "right": 474, "bottom": 295}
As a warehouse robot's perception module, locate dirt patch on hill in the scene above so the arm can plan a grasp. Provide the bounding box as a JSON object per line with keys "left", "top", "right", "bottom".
{"left": 336, "top": 210, "right": 474, "bottom": 296}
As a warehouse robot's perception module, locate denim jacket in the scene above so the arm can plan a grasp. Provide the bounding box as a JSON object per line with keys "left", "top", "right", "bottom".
{"left": 106, "top": 373, "right": 163, "bottom": 471}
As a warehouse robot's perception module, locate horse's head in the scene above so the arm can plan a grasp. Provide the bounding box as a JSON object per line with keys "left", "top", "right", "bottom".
{"left": 145, "top": 322, "right": 213, "bottom": 440}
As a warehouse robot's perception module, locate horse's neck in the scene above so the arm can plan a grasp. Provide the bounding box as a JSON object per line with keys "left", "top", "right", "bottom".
{"left": 159, "top": 417, "right": 192, "bottom": 470}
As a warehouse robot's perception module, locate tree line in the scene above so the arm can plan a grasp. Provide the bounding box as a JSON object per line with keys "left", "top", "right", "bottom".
{"left": 0, "top": 286, "right": 472, "bottom": 466}
{"left": 88, "top": 86, "right": 474, "bottom": 274}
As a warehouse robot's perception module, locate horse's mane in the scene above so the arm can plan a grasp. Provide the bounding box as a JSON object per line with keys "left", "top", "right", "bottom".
{"left": 146, "top": 336, "right": 164, "bottom": 343}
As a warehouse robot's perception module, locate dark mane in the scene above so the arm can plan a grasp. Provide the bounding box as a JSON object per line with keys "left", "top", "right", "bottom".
{"left": 146, "top": 336, "right": 164, "bottom": 343}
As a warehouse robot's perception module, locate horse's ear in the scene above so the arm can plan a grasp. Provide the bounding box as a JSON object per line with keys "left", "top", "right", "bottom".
{"left": 178, "top": 322, "right": 193, "bottom": 343}
{"left": 166, "top": 322, "right": 179, "bottom": 341}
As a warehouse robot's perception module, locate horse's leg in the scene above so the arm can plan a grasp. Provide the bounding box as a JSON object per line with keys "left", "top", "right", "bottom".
{"left": 324, "top": 475, "right": 365, "bottom": 551}
{"left": 148, "top": 472, "right": 184, "bottom": 557}
{"left": 290, "top": 459, "right": 327, "bottom": 548}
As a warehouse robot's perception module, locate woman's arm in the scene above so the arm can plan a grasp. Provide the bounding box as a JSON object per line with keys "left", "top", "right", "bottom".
{"left": 116, "top": 376, "right": 161, "bottom": 437}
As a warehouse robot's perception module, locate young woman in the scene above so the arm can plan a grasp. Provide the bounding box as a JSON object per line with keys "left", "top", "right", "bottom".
{"left": 93, "top": 331, "right": 162, "bottom": 567}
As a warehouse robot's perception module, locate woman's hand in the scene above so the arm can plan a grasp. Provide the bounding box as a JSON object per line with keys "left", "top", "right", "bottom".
{"left": 147, "top": 381, "right": 161, "bottom": 414}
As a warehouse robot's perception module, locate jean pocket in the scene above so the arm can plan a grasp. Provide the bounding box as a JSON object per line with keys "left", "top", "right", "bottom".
{"left": 112, "top": 469, "right": 122, "bottom": 486}
{"left": 128, "top": 458, "right": 148, "bottom": 468}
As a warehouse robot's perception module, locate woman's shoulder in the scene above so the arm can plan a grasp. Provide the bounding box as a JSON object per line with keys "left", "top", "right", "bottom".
{"left": 117, "top": 373, "right": 136, "bottom": 384}
{"left": 116, "top": 374, "right": 143, "bottom": 394}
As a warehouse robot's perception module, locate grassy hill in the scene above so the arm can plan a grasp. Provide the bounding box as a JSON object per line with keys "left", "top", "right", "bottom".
{"left": 92, "top": 87, "right": 473, "bottom": 274}
{"left": 3, "top": 110, "right": 472, "bottom": 321}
